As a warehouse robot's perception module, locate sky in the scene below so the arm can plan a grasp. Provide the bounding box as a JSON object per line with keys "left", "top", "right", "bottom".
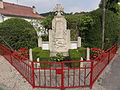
{"left": 4, "top": 0, "right": 101, "bottom": 14}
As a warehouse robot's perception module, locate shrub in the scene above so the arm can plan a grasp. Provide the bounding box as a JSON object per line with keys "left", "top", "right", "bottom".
{"left": 32, "top": 47, "right": 50, "bottom": 61}
{"left": 69, "top": 47, "right": 86, "bottom": 67}
{"left": 0, "top": 18, "right": 37, "bottom": 50}
{"left": 32, "top": 47, "right": 50, "bottom": 68}
{"left": 77, "top": 47, "right": 86, "bottom": 59}
{"left": 32, "top": 47, "right": 42, "bottom": 61}
{"left": 37, "top": 50, "right": 50, "bottom": 68}
{"left": 69, "top": 47, "right": 86, "bottom": 60}
{"left": 90, "top": 48, "right": 103, "bottom": 59}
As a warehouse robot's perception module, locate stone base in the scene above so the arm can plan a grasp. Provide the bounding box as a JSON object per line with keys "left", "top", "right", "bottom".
{"left": 50, "top": 52, "right": 69, "bottom": 57}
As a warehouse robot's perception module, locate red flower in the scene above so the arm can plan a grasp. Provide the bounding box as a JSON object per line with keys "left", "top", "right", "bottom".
{"left": 19, "top": 48, "right": 28, "bottom": 51}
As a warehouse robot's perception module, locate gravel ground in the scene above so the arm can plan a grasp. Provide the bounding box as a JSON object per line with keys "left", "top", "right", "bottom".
{"left": 0, "top": 48, "right": 119, "bottom": 90}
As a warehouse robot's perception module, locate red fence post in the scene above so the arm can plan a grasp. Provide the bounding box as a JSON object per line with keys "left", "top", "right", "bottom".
{"left": 90, "top": 61, "right": 94, "bottom": 89}
{"left": 32, "top": 62, "right": 35, "bottom": 88}
{"left": 10, "top": 54, "right": 12, "bottom": 64}
{"left": 107, "top": 50, "right": 110, "bottom": 64}
{"left": 1, "top": 47, "right": 5, "bottom": 56}
{"left": 61, "top": 62, "right": 65, "bottom": 90}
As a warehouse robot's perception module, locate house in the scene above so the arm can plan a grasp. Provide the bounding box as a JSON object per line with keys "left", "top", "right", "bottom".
{"left": 0, "top": 0, "right": 44, "bottom": 22}
{"left": 0, "top": 0, "right": 47, "bottom": 36}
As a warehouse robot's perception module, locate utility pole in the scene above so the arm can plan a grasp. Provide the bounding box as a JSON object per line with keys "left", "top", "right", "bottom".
{"left": 102, "top": 0, "right": 106, "bottom": 49}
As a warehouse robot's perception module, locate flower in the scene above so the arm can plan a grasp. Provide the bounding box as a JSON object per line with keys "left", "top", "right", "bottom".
{"left": 19, "top": 48, "right": 28, "bottom": 51}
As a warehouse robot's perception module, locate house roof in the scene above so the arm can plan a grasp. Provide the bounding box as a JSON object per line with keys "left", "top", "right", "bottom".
{"left": 0, "top": 2, "right": 44, "bottom": 18}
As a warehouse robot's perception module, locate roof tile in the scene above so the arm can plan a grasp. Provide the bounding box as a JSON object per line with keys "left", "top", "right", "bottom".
{"left": 0, "top": 2, "right": 44, "bottom": 18}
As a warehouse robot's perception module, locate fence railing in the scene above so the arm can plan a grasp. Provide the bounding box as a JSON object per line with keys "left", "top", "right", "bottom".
{"left": 0, "top": 45, "right": 117, "bottom": 90}
{"left": 0, "top": 45, "right": 33, "bottom": 86}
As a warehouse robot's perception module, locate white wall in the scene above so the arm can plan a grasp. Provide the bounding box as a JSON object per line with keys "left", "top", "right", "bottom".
{"left": 0, "top": 14, "right": 4, "bottom": 22}
{"left": 0, "top": 15, "right": 32, "bottom": 22}
{"left": 42, "top": 41, "right": 49, "bottom": 50}
{"left": 70, "top": 41, "right": 78, "bottom": 49}
{"left": 41, "top": 41, "right": 78, "bottom": 50}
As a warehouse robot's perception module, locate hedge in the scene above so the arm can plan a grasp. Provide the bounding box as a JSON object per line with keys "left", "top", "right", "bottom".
{"left": 69, "top": 47, "right": 86, "bottom": 67}
{"left": 0, "top": 18, "right": 37, "bottom": 50}
{"left": 32, "top": 47, "right": 50, "bottom": 68}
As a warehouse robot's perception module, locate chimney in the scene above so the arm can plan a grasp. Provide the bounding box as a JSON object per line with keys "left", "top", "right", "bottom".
{"left": 0, "top": 0, "right": 4, "bottom": 8}
{"left": 32, "top": 6, "right": 36, "bottom": 14}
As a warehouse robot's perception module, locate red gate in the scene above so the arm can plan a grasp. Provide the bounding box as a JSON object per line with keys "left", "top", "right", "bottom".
{"left": 32, "top": 60, "right": 93, "bottom": 90}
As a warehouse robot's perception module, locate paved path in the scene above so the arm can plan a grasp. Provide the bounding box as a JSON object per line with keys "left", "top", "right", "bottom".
{"left": 101, "top": 49, "right": 120, "bottom": 90}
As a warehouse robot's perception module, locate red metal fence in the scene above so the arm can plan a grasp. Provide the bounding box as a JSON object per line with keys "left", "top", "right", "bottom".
{"left": 0, "top": 45, "right": 117, "bottom": 90}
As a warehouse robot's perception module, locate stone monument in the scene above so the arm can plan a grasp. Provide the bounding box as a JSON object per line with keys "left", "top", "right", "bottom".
{"left": 37, "top": 4, "right": 82, "bottom": 57}
{"left": 49, "top": 4, "right": 70, "bottom": 56}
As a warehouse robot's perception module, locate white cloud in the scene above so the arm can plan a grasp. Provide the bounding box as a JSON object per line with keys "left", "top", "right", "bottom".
{"left": 66, "top": 7, "right": 81, "bottom": 13}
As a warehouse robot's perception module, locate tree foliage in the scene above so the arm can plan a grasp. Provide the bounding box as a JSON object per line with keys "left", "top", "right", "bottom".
{"left": 41, "top": 16, "right": 53, "bottom": 30}
{"left": 0, "top": 18, "right": 37, "bottom": 50}
{"left": 99, "top": 0, "right": 120, "bottom": 14}
{"left": 66, "top": 14, "right": 94, "bottom": 45}
{"left": 89, "top": 9, "right": 120, "bottom": 49}
{"left": 41, "top": 5, "right": 120, "bottom": 49}
{"left": 41, "top": 14, "right": 94, "bottom": 42}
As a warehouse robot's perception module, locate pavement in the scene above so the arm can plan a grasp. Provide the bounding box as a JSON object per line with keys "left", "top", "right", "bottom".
{"left": 101, "top": 49, "right": 120, "bottom": 90}
{"left": 0, "top": 48, "right": 120, "bottom": 90}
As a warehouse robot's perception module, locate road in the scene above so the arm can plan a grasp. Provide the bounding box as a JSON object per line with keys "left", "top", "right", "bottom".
{"left": 101, "top": 51, "right": 120, "bottom": 90}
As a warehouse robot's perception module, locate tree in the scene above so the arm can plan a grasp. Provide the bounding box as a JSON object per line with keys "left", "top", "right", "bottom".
{"left": 41, "top": 16, "right": 53, "bottom": 30}
{"left": 0, "top": 18, "right": 37, "bottom": 50}
{"left": 89, "top": 9, "right": 120, "bottom": 49}
{"left": 99, "top": 0, "right": 120, "bottom": 14}
{"left": 65, "top": 14, "right": 94, "bottom": 45}
{"left": 41, "top": 13, "right": 94, "bottom": 46}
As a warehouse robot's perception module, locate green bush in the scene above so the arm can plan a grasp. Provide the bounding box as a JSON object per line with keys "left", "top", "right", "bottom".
{"left": 69, "top": 49, "right": 81, "bottom": 59}
{"left": 32, "top": 47, "right": 50, "bottom": 68}
{"left": 0, "top": 18, "right": 37, "bottom": 50}
{"left": 68, "top": 47, "right": 86, "bottom": 67}
{"left": 69, "top": 47, "right": 86, "bottom": 60}
{"left": 38, "top": 50, "right": 50, "bottom": 58}
{"left": 77, "top": 47, "right": 86, "bottom": 59}
{"left": 32, "top": 47, "right": 42, "bottom": 61}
